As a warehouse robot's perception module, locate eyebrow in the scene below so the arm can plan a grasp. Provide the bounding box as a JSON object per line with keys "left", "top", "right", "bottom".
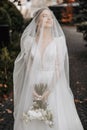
{"left": 42, "top": 13, "right": 52, "bottom": 16}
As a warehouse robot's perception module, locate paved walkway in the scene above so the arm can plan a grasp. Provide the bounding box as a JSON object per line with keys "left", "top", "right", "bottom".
{"left": 63, "top": 25, "right": 87, "bottom": 130}
{"left": 0, "top": 25, "right": 87, "bottom": 130}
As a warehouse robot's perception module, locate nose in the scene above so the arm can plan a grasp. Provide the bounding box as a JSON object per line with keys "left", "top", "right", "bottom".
{"left": 47, "top": 16, "right": 52, "bottom": 21}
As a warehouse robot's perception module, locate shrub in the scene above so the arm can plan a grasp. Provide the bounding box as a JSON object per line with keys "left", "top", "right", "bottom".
{"left": 0, "top": 7, "right": 11, "bottom": 26}
{"left": 0, "top": 0, "right": 24, "bottom": 32}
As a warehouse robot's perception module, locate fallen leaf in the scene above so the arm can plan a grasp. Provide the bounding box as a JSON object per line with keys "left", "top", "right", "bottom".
{"left": 0, "top": 118, "right": 4, "bottom": 122}
{"left": 6, "top": 109, "right": 12, "bottom": 113}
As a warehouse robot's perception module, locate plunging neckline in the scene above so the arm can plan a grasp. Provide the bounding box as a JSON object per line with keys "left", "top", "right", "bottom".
{"left": 34, "top": 38, "right": 55, "bottom": 60}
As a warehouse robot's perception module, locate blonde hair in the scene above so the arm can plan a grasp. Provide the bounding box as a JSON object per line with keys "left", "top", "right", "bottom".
{"left": 33, "top": 7, "right": 50, "bottom": 23}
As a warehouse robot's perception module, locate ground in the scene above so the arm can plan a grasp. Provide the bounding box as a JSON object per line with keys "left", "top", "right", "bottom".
{"left": 0, "top": 25, "right": 87, "bottom": 130}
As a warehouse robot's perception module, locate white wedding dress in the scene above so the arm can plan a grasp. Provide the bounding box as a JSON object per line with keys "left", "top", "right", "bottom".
{"left": 13, "top": 38, "right": 84, "bottom": 130}
{"left": 30, "top": 39, "right": 56, "bottom": 86}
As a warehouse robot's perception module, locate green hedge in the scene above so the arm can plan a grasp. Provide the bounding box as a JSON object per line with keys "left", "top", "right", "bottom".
{"left": 0, "top": 7, "right": 11, "bottom": 26}
{"left": 0, "top": 0, "right": 24, "bottom": 32}
{"left": 76, "top": 22, "right": 87, "bottom": 32}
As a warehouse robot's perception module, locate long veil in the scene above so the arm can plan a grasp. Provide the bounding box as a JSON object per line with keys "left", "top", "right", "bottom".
{"left": 13, "top": 7, "right": 84, "bottom": 130}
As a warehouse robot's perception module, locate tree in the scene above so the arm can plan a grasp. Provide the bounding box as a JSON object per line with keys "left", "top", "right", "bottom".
{"left": 75, "top": 0, "right": 87, "bottom": 22}
{"left": 0, "top": 47, "right": 12, "bottom": 100}
{"left": 0, "top": 0, "right": 24, "bottom": 101}
{"left": 0, "top": 8, "right": 11, "bottom": 26}
{"left": 76, "top": 0, "right": 87, "bottom": 42}
{"left": 0, "top": 0, "right": 24, "bottom": 32}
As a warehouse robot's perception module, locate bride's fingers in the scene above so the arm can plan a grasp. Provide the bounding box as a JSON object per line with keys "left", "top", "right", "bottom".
{"left": 41, "top": 91, "right": 50, "bottom": 101}
{"left": 33, "top": 91, "right": 39, "bottom": 98}
{"left": 33, "top": 90, "right": 50, "bottom": 101}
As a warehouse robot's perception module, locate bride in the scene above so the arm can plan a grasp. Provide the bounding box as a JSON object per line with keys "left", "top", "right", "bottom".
{"left": 13, "top": 7, "right": 84, "bottom": 130}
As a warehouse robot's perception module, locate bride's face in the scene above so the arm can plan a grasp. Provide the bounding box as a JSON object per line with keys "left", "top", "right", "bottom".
{"left": 38, "top": 9, "right": 54, "bottom": 28}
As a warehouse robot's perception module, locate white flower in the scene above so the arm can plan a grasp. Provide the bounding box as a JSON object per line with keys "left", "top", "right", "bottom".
{"left": 49, "top": 121, "right": 53, "bottom": 125}
{"left": 22, "top": 112, "right": 29, "bottom": 123}
{"left": 27, "top": 110, "right": 42, "bottom": 119}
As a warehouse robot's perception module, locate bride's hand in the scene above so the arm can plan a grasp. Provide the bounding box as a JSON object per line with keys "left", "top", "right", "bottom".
{"left": 41, "top": 90, "right": 50, "bottom": 101}
{"left": 33, "top": 90, "right": 50, "bottom": 101}
{"left": 33, "top": 90, "right": 42, "bottom": 100}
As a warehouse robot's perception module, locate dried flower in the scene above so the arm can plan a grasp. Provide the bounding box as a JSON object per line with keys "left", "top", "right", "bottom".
{"left": 22, "top": 83, "right": 54, "bottom": 128}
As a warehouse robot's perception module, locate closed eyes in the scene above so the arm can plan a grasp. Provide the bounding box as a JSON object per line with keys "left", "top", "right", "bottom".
{"left": 42, "top": 14, "right": 53, "bottom": 19}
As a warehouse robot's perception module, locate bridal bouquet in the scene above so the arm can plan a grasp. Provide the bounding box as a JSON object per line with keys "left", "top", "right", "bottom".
{"left": 22, "top": 83, "right": 54, "bottom": 128}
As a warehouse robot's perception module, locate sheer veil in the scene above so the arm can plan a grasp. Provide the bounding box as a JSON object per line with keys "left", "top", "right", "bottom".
{"left": 13, "top": 7, "right": 75, "bottom": 130}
